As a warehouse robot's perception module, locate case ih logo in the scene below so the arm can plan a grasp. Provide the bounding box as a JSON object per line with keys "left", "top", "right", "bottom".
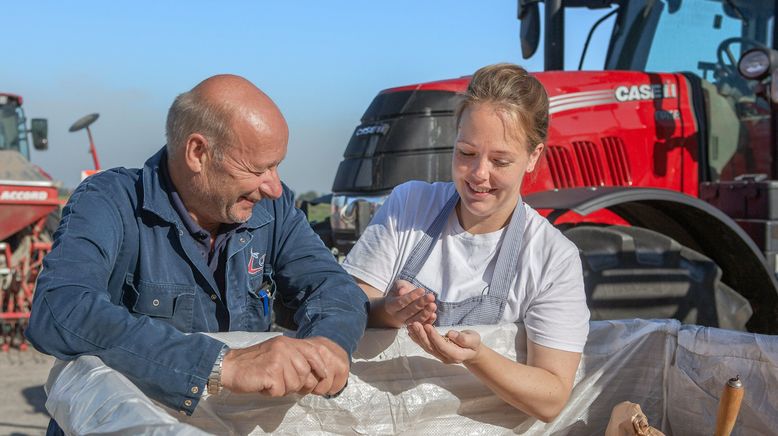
{"left": 355, "top": 124, "right": 389, "bottom": 136}
{"left": 614, "top": 83, "right": 677, "bottom": 102}
{"left": 0, "top": 190, "right": 49, "bottom": 201}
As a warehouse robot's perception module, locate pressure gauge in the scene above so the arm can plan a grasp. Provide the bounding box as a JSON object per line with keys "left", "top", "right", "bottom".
{"left": 738, "top": 49, "right": 771, "bottom": 80}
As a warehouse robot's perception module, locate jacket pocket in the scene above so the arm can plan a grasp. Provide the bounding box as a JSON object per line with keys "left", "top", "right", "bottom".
{"left": 245, "top": 265, "right": 275, "bottom": 331}
{"left": 128, "top": 279, "right": 196, "bottom": 332}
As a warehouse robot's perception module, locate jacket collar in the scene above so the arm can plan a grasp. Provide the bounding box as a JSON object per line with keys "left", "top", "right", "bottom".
{"left": 140, "top": 146, "right": 273, "bottom": 230}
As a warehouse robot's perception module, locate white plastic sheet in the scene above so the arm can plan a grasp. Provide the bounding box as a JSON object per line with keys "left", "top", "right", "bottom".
{"left": 45, "top": 319, "right": 778, "bottom": 435}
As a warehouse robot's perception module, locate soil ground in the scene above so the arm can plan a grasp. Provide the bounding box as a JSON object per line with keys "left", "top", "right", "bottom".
{"left": 0, "top": 348, "right": 54, "bottom": 436}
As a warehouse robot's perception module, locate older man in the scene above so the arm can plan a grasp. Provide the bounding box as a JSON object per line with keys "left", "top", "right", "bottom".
{"left": 26, "top": 75, "right": 368, "bottom": 420}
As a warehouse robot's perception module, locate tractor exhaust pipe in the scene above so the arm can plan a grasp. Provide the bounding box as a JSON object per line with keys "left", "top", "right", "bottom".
{"left": 545, "top": 0, "right": 564, "bottom": 70}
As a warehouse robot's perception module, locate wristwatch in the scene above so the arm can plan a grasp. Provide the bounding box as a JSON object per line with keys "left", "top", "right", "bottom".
{"left": 207, "top": 345, "right": 229, "bottom": 395}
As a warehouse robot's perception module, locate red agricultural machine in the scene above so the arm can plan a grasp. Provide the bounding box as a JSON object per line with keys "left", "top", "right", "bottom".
{"left": 0, "top": 93, "right": 53, "bottom": 350}
{"left": 316, "top": 0, "right": 778, "bottom": 334}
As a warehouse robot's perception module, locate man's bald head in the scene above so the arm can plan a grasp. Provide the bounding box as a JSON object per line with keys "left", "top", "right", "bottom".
{"left": 165, "top": 74, "right": 288, "bottom": 160}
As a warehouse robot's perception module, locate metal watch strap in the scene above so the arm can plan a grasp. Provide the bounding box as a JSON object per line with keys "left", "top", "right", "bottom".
{"left": 207, "top": 345, "right": 229, "bottom": 395}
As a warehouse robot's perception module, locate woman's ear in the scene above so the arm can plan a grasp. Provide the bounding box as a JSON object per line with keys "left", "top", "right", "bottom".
{"left": 526, "top": 143, "right": 544, "bottom": 173}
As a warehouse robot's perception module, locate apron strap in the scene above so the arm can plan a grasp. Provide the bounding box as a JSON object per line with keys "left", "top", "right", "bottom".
{"left": 487, "top": 199, "right": 526, "bottom": 300}
{"left": 398, "top": 184, "right": 526, "bottom": 302}
{"left": 400, "top": 191, "right": 459, "bottom": 279}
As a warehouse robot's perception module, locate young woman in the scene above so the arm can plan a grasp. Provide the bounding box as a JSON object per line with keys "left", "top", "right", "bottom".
{"left": 342, "top": 63, "right": 589, "bottom": 422}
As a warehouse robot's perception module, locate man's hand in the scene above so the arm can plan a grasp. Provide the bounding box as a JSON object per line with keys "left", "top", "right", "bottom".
{"left": 376, "top": 280, "right": 437, "bottom": 328}
{"left": 407, "top": 321, "right": 483, "bottom": 365}
{"left": 300, "top": 336, "right": 350, "bottom": 397}
{"left": 220, "top": 336, "right": 329, "bottom": 397}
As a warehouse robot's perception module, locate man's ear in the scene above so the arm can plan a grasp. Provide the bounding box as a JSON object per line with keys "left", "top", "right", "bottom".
{"left": 526, "top": 143, "right": 544, "bottom": 173}
{"left": 184, "top": 133, "right": 209, "bottom": 173}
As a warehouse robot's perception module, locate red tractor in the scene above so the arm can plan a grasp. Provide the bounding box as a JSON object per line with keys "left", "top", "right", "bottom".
{"left": 0, "top": 93, "right": 54, "bottom": 350}
{"left": 322, "top": 0, "right": 778, "bottom": 334}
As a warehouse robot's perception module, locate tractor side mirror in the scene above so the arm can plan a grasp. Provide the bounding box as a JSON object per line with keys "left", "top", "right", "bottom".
{"left": 30, "top": 118, "right": 48, "bottom": 151}
{"left": 518, "top": 1, "right": 540, "bottom": 59}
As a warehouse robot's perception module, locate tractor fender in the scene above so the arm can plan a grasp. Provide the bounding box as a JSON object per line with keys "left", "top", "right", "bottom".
{"left": 525, "top": 187, "right": 778, "bottom": 333}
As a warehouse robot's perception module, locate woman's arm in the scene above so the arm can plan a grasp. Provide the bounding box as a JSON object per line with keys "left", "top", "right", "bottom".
{"left": 468, "top": 338, "right": 579, "bottom": 422}
{"left": 356, "top": 278, "right": 438, "bottom": 328}
{"left": 408, "top": 322, "right": 580, "bottom": 422}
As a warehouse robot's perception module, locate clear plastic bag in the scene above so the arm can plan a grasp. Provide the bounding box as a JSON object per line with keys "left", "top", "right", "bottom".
{"left": 45, "top": 320, "right": 778, "bottom": 435}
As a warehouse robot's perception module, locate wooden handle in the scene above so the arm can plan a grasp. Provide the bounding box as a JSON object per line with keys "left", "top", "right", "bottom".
{"left": 714, "top": 376, "right": 744, "bottom": 436}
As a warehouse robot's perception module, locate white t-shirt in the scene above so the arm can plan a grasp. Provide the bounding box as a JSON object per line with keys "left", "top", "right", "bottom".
{"left": 343, "top": 181, "right": 590, "bottom": 353}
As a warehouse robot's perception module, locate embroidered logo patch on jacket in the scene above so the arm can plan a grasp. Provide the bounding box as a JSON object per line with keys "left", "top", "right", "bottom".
{"left": 248, "top": 248, "right": 265, "bottom": 275}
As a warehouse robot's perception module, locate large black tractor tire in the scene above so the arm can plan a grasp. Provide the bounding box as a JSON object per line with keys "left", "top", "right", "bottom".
{"left": 563, "top": 225, "right": 752, "bottom": 330}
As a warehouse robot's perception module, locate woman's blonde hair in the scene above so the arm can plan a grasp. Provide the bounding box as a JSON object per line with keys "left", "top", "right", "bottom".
{"left": 456, "top": 63, "right": 549, "bottom": 152}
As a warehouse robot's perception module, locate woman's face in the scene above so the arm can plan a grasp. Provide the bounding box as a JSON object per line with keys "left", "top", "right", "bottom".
{"left": 452, "top": 102, "right": 543, "bottom": 233}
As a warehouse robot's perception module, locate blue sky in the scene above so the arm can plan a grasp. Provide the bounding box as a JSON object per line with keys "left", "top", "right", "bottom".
{"left": 2, "top": 1, "right": 613, "bottom": 193}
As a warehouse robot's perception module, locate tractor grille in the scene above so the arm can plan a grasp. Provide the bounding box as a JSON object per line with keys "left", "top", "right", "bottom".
{"left": 601, "top": 136, "right": 632, "bottom": 186}
{"left": 546, "top": 145, "right": 577, "bottom": 188}
{"left": 546, "top": 138, "right": 633, "bottom": 189}
{"left": 572, "top": 141, "right": 606, "bottom": 186}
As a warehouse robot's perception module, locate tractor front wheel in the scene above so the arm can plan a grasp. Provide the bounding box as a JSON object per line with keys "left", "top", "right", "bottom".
{"left": 564, "top": 225, "right": 752, "bottom": 330}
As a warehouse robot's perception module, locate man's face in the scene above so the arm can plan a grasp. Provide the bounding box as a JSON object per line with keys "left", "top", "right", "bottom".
{"left": 192, "top": 114, "right": 288, "bottom": 225}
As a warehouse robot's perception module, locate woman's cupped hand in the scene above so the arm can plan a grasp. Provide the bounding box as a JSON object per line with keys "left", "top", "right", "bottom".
{"left": 407, "top": 322, "right": 483, "bottom": 365}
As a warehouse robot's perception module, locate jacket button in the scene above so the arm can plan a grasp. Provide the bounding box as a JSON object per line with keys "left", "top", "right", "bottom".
{"left": 184, "top": 399, "right": 192, "bottom": 407}
{"left": 210, "top": 294, "right": 217, "bottom": 301}
{"left": 191, "top": 386, "right": 199, "bottom": 394}
{"left": 239, "top": 237, "right": 246, "bottom": 243}
{"left": 152, "top": 299, "right": 160, "bottom": 307}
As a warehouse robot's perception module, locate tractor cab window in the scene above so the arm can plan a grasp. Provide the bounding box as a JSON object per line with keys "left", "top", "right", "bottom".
{"left": 638, "top": 0, "right": 775, "bottom": 182}
{"left": 644, "top": 2, "right": 746, "bottom": 80}
{"left": 0, "top": 101, "right": 29, "bottom": 159}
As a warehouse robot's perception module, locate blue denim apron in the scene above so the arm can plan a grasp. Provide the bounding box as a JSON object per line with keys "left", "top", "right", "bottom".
{"left": 397, "top": 191, "right": 526, "bottom": 326}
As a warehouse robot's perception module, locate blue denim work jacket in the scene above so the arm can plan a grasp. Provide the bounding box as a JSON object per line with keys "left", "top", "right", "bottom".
{"left": 26, "top": 147, "right": 369, "bottom": 415}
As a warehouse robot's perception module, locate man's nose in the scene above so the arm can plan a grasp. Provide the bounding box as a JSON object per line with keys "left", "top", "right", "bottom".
{"left": 260, "top": 169, "right": 283, "bottom": 199}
